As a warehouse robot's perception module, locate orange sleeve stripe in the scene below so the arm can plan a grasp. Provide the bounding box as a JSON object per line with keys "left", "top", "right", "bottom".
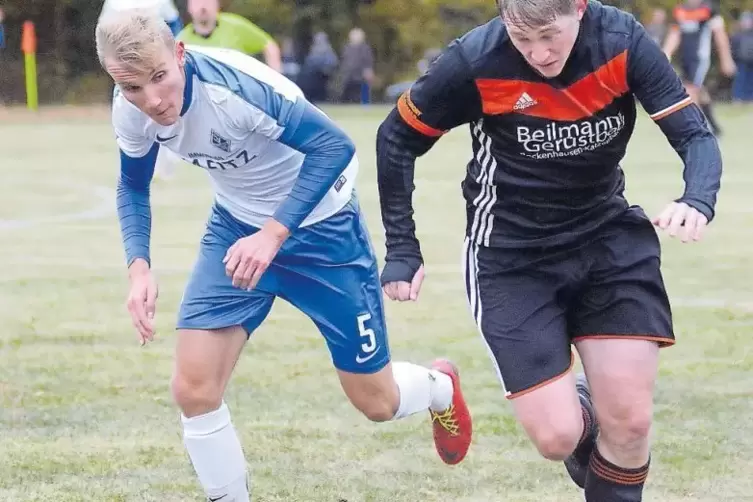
{"left": 396, "top": 91, "right": 445, "bottom": 137}
{"left": 649, "top": 97, "right": 692, "bottom": 121}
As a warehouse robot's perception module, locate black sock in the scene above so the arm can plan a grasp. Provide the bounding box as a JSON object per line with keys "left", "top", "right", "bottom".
{"left": 564, "top": 396, "right": 597, "bottom": 488}
{"left": 585, "top": 446, "right": 650, "bottom": 502}
{"left": 576, "top": 396, "right": 597, "bottom": 463}
{"left": 700, "top": 103, "right": 721, "bottom": 134}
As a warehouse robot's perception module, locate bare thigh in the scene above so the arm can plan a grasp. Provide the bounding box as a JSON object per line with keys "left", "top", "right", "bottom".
{"left": 171, "top": 327, "right": 248, "bottom": 417}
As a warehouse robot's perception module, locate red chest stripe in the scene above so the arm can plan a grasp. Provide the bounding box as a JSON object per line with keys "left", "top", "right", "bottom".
{"left": 475, "top": 50, "right": 629, "bottom": 121}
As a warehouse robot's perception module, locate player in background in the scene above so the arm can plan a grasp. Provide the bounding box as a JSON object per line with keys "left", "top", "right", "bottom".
{"left": 95, "top": 9, "right": 472, "bottom": 501}
{"left": 99, "top": 0, "right": 183, "bottom": 36}
{"left": 178, "top": 0, "right": 281, "bottom": 72}
{"left": 376, "top": 0, "right": 722, "bottom": 501}
{"left": 663, "top": 0, "right": 736, "bottom": 136}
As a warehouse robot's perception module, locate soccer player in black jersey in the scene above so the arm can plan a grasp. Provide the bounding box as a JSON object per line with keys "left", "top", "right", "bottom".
{"left": 663, "top": 0, "right": 736, "bottom": 136}
{"left": 375, "top": 0, "right": 722, "bottom": 500}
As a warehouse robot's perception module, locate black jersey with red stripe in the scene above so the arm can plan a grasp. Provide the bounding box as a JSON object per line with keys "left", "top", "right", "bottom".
{"left": 670, "top": 1, "right": 720, "bottom": 64}
{"left": 376, "top": 0, "right": 721, "bottom": 274}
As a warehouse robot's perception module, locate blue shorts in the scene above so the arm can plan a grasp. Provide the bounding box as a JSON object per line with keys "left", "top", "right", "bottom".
{"left": 177, "top": 197, "right": 390, "bottom": 374}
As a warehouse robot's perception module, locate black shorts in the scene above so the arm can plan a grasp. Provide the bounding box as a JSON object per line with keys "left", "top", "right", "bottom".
{"left": 463, "top": 207, "right": 674, "bottom": 399}
{"left": 680, "top": 58, "right": 710, "bottom": 88}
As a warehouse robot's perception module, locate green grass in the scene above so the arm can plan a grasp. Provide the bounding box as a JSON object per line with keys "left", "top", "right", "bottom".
{"left": 1, "top": 104, "right": 752, "bottom": 501}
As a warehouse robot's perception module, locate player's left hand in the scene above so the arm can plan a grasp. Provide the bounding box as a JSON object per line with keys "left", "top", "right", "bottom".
{"left": 383, "top": 264, "right": 425, "bottom": 302}
{"left": 223, "top": 220, "right": 290, "bottom": 290}
{"left": 652, "top": 201, "right": 708, "bottom": 243}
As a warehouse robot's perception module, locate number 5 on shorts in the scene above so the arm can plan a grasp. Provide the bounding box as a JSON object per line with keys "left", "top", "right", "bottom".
{"left": 357, "top": 313, "right": 377, "bottom": 353}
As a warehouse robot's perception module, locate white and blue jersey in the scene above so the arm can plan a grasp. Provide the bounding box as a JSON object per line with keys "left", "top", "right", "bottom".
{"left": 114, "top": 46, "right": 358, "bottom": 236}
{"left": 112, "top": 47, "right": 389, "bottom": 374}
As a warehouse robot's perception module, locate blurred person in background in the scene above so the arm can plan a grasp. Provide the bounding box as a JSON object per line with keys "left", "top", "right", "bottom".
{"left": 280, "top": 36, "right": 301, "bottom": 84}
{"left": 297, "top": 31, "right": 338, "bottom": 103}
{"left": 178, "top": 0, "right": 281, "bottom": 72}
{"left": 0, "top": 7, "right": 5, "bottom": 50}
{"left": 731, "top": 11, "right": 753, "bottom": 102}
{"left": 338, "top": 28, "right": 374, "bottom": 104}
{"left": 384, "top": 48, "right": 442, "bottom": 103}
{"left": 100, "top": 0, "right": 183, "bottom": 36}
{"left": 645, "top": 7, "right": 668, "bottom": 46}
{"left": 663, "top": 0, "right": 736, "bottom": 137}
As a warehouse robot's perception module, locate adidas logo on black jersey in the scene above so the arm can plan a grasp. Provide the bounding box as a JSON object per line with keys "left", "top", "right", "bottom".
{"left": 513, "top": 92, "right": 537, "bottom": 111}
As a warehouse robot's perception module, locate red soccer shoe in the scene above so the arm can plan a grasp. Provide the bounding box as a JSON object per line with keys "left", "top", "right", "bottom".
{"left": 429, "top": 359, "right": 472, "bottom": 465}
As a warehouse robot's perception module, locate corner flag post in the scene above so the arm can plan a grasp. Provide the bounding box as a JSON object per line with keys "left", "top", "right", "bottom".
{"left": 22, "top": 21, "right": 38, "bottom": 111}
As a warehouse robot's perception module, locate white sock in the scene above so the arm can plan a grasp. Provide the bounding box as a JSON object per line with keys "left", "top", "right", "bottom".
{"left": 182, "top": 401, "right": 250, "bottom": 501}
{"left": 391, "top": 361, "right": 454, "bottom": 420}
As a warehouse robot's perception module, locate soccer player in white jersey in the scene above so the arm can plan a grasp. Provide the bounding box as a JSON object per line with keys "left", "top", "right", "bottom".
{"left": 95, "top": 9, "right": 472, "bottom": 501}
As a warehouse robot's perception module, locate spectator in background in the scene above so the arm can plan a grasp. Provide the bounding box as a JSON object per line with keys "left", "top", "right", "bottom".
{"left": 338, "top": 28, "right": 374, "bottom": 104}
{"left": 731, "top": 11, "right": 753, "bottom": 102}
{"left": 0, "top": 7, "right": 5, "bottom": 50}
{"left": 645, "top": 8, "right": 668, "bottom": 46}
{"left": 280, "top": 36, "right": 300, "bottom": 84}
{"left": 100, "top": 0, "right": 183, "bottom": 36}
{"left": 178, "top": 0, "right": 282, "bottom": 72}
{"left": 298, "top": 31, "right": 338, "bottom": 103}
{"left": 384, "top": 48, "right": 442, "bottom": 103}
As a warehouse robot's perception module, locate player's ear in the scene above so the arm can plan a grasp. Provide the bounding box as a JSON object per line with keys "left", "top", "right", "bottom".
{"left": 575, "top": 0, "right": 587, "bottom": 19}
{"left": 175, "top": 41, "right": 186, "bottom": 65}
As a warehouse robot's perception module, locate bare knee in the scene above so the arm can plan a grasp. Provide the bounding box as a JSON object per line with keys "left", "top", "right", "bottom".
{"left": 355, "top": 393, "right": 398, "bottom": 422}
{"left": 512, "top": 373, "right": 584, "bottom": 461}
{"left": 171, "top": 371, "right": 223, "bottom": 418}
{"left": 599, "top": 402, "right": 652, "bottom": 451}
{"left": 338, "top": 367, "right": 400, "bottom": 423}
{"left": 171, "top": 327, "right": 247, "bottom": 418}
{"left": 526, "top": 420, "right": 582, "bottom": 461}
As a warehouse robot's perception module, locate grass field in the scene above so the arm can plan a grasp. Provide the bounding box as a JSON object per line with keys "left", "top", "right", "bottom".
{"left": 1, "top": 104, "right": 752, "bottom": 502}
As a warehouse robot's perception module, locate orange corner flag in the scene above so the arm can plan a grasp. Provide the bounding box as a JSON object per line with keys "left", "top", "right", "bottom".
{"left": 22, "top": 21, "right": 36, "bottom": 55}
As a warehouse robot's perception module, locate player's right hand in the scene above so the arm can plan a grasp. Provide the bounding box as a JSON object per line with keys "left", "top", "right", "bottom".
{"left": 126, "top": 259, "right": 159, "bottom": 346}
{"left": 652, "top": 201, "right": 708, "bottom": 243}
{"left": 382, "top": 265, "right": 425, "bottom": 302}
{"left": 720, "top": 59, "right": 737, "bottom": 78}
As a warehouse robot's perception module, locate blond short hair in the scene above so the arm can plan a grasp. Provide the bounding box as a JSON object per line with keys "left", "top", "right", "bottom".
{"left": 95, "top": 8, "right": 175, "bottom": 73}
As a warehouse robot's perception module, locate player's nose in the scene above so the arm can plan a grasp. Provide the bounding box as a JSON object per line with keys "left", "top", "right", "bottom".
{"left": 529, "top": 45, "right": 551, "bottom": 65}
{"left": 144, "top": 87, "right": 163, "bottom": 111}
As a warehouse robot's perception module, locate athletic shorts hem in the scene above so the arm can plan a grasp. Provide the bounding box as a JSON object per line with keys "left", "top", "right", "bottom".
{"left": 507, "top": 352, "right": 575, "bottom": 400}
{"left": 572, "top": 334, "right": 675, "bottom": 348}
{"left": 175, "top": 321, "right": 251, "bottom": 337}
{"left": 332, "top": 354, "right": 391, "bottom": 375}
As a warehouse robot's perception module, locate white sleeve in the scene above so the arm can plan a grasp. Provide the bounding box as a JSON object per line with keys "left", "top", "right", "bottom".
{"left": 112, "top": 97, "right": 156, "bottom": 157}
{"left": 159, "top": 0, "right": 180, "bottom": 21}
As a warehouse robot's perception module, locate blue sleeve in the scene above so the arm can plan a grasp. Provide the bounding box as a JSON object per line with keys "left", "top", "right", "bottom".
{"left": 117, "top": 142, "right": 159, "bottom": 266}
{"left": 272, "top": 100, "right": 356, "bottom": 231}
{"left": 627, "top": 21, "right": 722, "bottom": 221}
